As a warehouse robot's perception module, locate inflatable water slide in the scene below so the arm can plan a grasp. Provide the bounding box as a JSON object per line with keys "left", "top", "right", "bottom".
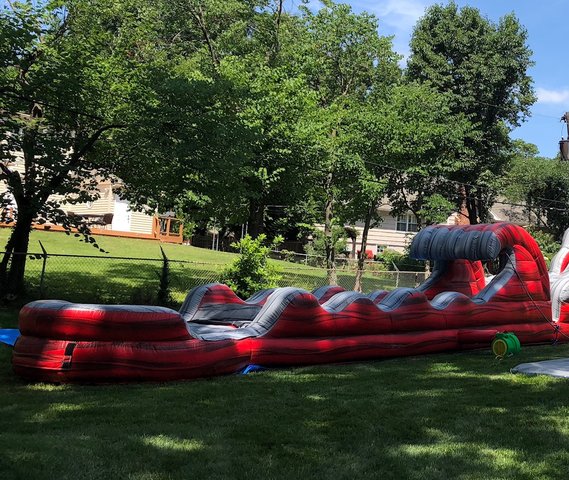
{"left": 12, "top": 222, "right": 569, "bottom": 383}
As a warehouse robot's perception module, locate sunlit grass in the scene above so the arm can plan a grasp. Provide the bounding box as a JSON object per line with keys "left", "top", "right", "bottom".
{"left": 0, "top": 229, "right": 403, "bottom": 305}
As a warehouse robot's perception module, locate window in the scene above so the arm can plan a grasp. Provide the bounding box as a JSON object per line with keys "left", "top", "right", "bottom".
{"left": 396, "top": 214, "right": 418, "bottom": 232}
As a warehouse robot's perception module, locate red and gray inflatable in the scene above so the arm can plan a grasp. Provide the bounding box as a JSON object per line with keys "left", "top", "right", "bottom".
{"left": 12, "top": 222, "right": 569, "bottom": 383}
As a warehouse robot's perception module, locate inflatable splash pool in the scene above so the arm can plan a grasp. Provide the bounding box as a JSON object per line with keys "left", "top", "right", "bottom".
{"left": 12, "top": 222, "right": 569, "bottom": 383}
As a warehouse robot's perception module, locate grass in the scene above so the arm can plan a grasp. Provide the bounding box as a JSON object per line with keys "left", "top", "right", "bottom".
{"left": 1, "top": 330, "right": 569, "bottom": 479}
{"left": 0, "top": 227, "right": 238, "bottom": 262}
{"left": 0, "top": 228, "right": 404, "bottom": 305}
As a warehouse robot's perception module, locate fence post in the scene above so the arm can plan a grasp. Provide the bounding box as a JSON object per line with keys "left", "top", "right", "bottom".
{"left": 392, "top": 261, "right": 400, "bottom": 288}
{"left": 39, "top": 240, "right": 48, "bottom": 298}
{"left": 157, "top": 246, "right": 171, "bottom": 306}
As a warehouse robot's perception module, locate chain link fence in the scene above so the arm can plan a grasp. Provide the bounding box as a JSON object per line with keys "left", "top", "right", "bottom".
{"left": 5, "top": 250, "right": 427, "bottom": 307}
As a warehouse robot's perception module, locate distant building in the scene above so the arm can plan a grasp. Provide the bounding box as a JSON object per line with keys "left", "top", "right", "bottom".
{"left": 346, "top": 198, "right": 534, "bottom": 256}
{"left": 0, "top": 157, "right": 183, "bottom": 243}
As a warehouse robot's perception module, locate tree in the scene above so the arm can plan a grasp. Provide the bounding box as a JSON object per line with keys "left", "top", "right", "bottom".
{"left": 221, "top": 234, "right": 283, "bottom": 298}
{"left": 407, "top": 2, "right": 536, "bottom": 224}
{"left": 297, "top": 1, "right": 400, "bottom": 284}
{"left": 117, "top": 1, "right": 317, "bottom": 240}
{"left": 344, "top": 83, "right": 466, "bottom": 291}
{"left": 0, "top": 0, "right": 251, "bottom": 295}
{"left": 0, "top": 0, "right": 133, "bottom": 294}
{"left": 505, "top": 141, "right": 569, "bottom": 239}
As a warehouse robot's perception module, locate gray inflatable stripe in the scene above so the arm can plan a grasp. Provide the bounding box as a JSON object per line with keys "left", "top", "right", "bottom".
{"left": 189, "top": 304, "right": 261, "bottom": 323}
{"left": 190, "top": 287, "right": 310, "bottom": 341}
{"left": 472, "top": 249, "right": 515, "bottom": 303}
{"left": 410, "top": 227, "right": 435, "bottom": 260}
{"left": 322, "top": 291, "right": 368, "bottom": 313}
{"left": 428, "top": 227, "right": 450, "bottom": 260}
{"left": 444, "top": 229, "right": 465, "bottom": 259}
{"left": 416, "top": 261, "right": 446, "bottom": 292}
{"left": 430, "top": 291, "right": 469, "bottom": 310}
{"left": 246, "top": 288, "right": 276, "bottom": 304}
{"left": 179, "top": 283, "right": 223, "bottom": 320}
{"left": 367, "top": 290, "right": 388, "bottom": 301}
{"left": 188, "top": 323, "right": 255, "bottom": 340}
{"left": 378, "top": 288, "right": 417, "bottom": 311}
{"left": 411, "top": 226, "right": 504, "bottom": 261}
{"left": 312, "top": 285, "right": 345, "bottom": 301}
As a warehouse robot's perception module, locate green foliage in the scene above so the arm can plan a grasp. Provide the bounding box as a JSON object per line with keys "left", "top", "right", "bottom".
{"left": 221, "top": 234, "right": 283, "bottom": 298}
{"left": 407, "top": 2, "right": 536, "bottom": 223}
{"left": 304, "top": 227, "right": 349, "bottom": 261}
{"left": 505, "top": 143, "right": 569, "bottom": 239}
{"left": 526, "top": 228, "right": 561, "bottom": 266}
{"left": 0, "top": 0, "right": 539, "bottom": 295}
{"left": 376, "top": 248, "right": 425, "bottom": 272}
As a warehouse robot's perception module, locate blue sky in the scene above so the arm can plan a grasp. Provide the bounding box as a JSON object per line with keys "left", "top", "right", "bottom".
{"left": 328, "top": 0, "right": 568, "bottom": 158}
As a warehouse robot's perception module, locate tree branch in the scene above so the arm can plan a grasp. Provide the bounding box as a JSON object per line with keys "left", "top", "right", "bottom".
{"left": 70, "top": 123, "right": 126, "bottom": 165}
{"left": 42, "top": 123, "right": 126, "bottom": 199}
{"left": 0, "top": 162, "right": 11, "bottom": 178}
{"left": 272, "top": 0, "right": 284, "bottom": 60}
{"left": 188, "top": 3, "right": 219, "bottom": 68}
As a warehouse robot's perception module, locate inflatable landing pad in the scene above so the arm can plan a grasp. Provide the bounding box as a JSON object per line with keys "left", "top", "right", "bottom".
{"left": 512, "top": 358, "right": 569, "bottom": 378}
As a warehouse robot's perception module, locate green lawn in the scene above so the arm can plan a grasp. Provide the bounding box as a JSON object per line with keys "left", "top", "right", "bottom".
{"left": 0, "top": 227, "right": 238, "bottom": 262}
{"left": 0, "top": 228, "right": 405, "bottom": 305}
{"left": 1, "top": 331, "right": 569, "bottom": 479}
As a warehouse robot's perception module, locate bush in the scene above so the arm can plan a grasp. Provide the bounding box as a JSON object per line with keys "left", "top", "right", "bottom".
{"left": 527, "top": 227, "right": 561, "bottom": 266}
{"left": 303, "top": 227, "right": 349, "bottom": 260}
{"left": 221, "top": 234, "right": 283, "bottom": 298}
{"left": 376, "top": 248, "right": 425, "bottom": 272}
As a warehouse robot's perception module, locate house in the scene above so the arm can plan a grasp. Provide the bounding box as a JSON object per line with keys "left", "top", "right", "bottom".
{"left": 348, "top": 205, "right": 422, "bottom": 256}
{"left": 0, "top": 157, "right": 183, "bottom": 243}
{"left": 348, "top": 199, "right": 533, "bottom": 256}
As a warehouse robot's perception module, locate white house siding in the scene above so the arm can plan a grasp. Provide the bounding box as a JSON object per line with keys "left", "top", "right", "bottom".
{"left": 1, "top": 157, "right": 156, "bottom": 235}
{"left": 55, "top": 182, "right": 115, "bottom": 216}
{"left": 0, "top": 155, "right": 25, "bottom": 197}
{"left": 350, "top": 210, "right": 415, "bottom": 254}
{"left": 130, "top": 210, "right": 155, "bottom": 235}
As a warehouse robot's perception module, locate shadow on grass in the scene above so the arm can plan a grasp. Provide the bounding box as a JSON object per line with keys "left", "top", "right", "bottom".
{"left": 2, "top": 343, "right": 569, "bottom": 479}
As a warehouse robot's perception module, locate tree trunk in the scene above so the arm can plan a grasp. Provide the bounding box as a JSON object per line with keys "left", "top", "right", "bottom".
{"left": 247, "top": 199, "right": 265, "bottom": 238}
{"left": 354, "top": 203, "right": 374, "bottom": 292}
{"left": 0, "top": 210, "right": 33, "bottom": 295}
{"left": 477, "top": 194, "right": 489, "bottom": 223}
{"left": 324, "top": 171, "right": 337, "bottom": 285}
{"left": 464, "top": 185, "right": 479, "bottom": 225}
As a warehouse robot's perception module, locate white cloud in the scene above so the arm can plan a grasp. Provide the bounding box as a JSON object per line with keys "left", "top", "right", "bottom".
{"left": 371, "top": 0, "right": 427, "bottom": 31}
{"left": 536, "top": 87, "right": 569, "bottom": 104}
{"left": 350, "top": 0, "right": 428, "bottom": 61}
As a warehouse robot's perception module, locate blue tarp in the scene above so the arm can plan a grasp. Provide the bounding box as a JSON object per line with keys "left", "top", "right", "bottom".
{"left": 241, "top": 364, "right": 267, "bottom": 375}
{"left": 0, "top": 329, "right": 20, "bottom": 347}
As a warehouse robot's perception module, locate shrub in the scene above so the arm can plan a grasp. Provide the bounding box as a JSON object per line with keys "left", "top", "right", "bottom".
{"left": 221, "top": 234, "right": 283, "bottom": 298}
{"left": 527, "top": 227, "right": 561, "bottom": 267}
{"left": 304, "top": 227, "right": 349, "bottom": 258}
{"left": 376, "top": 248, "right": 425, "bottom": 272}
